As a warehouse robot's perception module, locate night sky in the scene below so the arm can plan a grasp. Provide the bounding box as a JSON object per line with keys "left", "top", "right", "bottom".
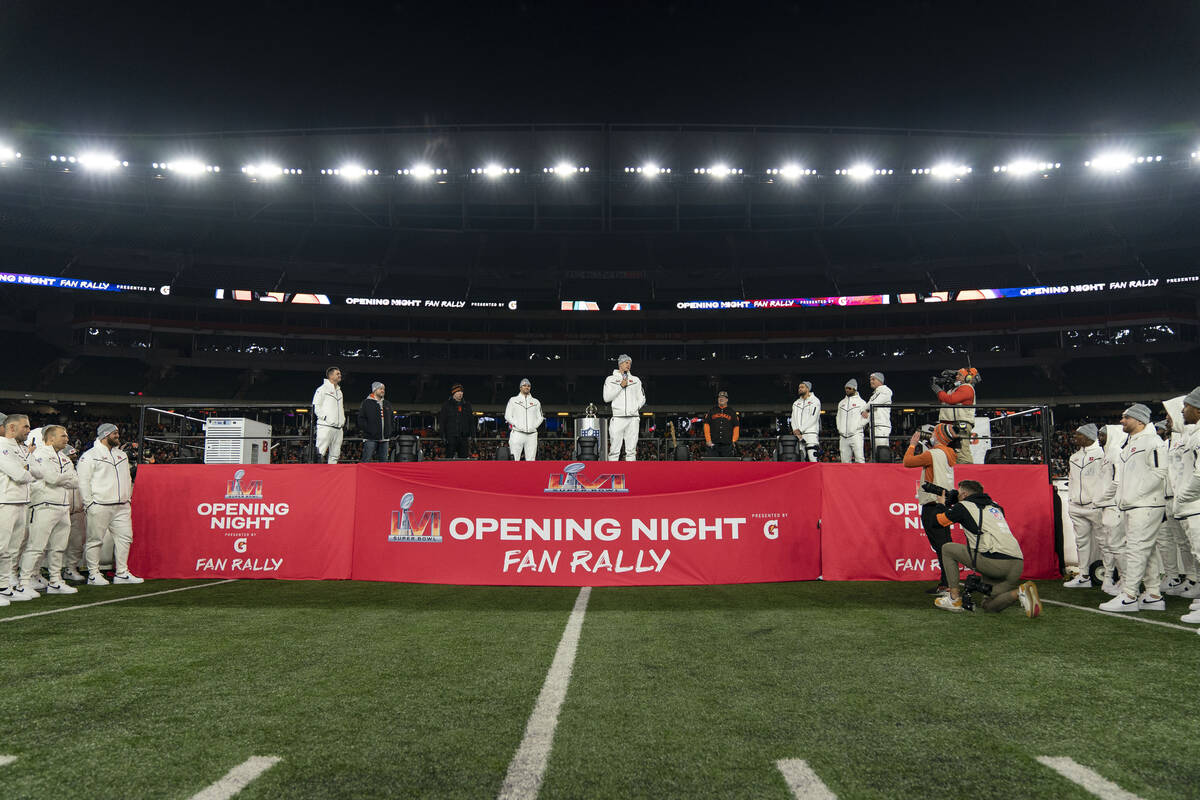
{"left": 3, "top": 0, "right": 1199, "bottom": 136}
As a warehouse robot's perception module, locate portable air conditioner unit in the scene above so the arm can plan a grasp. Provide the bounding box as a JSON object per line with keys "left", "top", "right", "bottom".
{"left": 203, "top": 418, "right": 272, "bottom": 465}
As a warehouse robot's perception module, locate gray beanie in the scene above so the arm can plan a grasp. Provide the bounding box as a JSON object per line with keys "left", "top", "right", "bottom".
{"left": 520, "top": 378, "right": 531, "bottom": 387}
{"left": 800, "top": 380, "right": 813, "bottom": 391}
{"left": 1154, "top": 419, "right": 1169, "bottom": 432}
{"left": 1185, "top": 386, "right": 1200, "bottom": 410}
{"left": 616, "top": 354, "right": 632, "bottom": 365}
{"left": 845, "top": 378, "right": 858, "bottom": 389}
{"left": 371, "top": 381, "right": 384, "bottom": 392}
{"left": 1122, "top": 403, "right": 1152, "bottom": 424}
{"left": 1076, "top": 423, "right": 1098, "bottom": 442}
{"left": 870, "top": 372, "right": 885, "bottom": 384}
{"left": 97, "top": 423, "right": 118, "bottom": 438}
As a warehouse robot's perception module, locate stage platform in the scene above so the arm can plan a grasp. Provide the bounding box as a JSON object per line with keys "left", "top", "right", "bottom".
{"left": 129, "top": 462, "right": 1056, "bottom": 586}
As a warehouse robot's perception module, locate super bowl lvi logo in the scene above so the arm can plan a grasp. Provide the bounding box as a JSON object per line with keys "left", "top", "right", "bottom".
{"left": 388, "top": 492, "right": 442, "bottom": 543}
{"left": 225, "top": 469, "right": 263, "bottom": 499}
{"left": 545, "top": 462, "right": 628, "bottom": 493}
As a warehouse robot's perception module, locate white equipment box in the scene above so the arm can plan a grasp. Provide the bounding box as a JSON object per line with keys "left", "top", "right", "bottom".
{"left": 203, "top": 418, "right": 272, "bottom": 465}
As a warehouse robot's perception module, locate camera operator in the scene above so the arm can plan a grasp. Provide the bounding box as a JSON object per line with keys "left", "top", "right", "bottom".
{"left": 932, "top": 367, "right": 979, "bottom": 464}
{"left": 903, "top": 422, "right": 962, "bottom": 595}
{"left": 930, "top": 479, "right": 1042, "bottom": 617}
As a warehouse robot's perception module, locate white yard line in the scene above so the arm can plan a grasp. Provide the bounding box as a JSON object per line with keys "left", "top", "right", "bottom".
{"left": 497, "top": 586, "right": 592, "bottom": 800}
{"left": 0, "top": 580, "right": 236, "bottom": 623}
{"left": 188, "top": 756, "right": 281, "bottom": 800}
{"left": 1036, "top": 756, "right": 1146, "bottom": 800}
{"left": 1042, "top": 599, "right": 1198, "bottom": 633}
{"left": 775, "top": 759, "right": 839, "bottom": 800}
{"left": 0, "top": 755, "right": 16, "bottom": 767}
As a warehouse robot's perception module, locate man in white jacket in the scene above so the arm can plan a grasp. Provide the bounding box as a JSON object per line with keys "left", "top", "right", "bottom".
{"left": 1173, "top": 387, "right": 1200, "bottom": 624}
{"left": 861, "top": 372, "right": 893, "bottom": 462}
{"left": 603, "top": 355, "right": 645, "bottom": 461}
{"left": 1100, "top": 404, "right": 1167, "bottom": 612}
{"left": 1063, "top": 424, "right": 1106, "bottom": 588}
{"left": 312, "top": 366, "right": 345, "bottom": 464}
{"left": 505, "top": 378, "right": 544, "bottom": 461}
{"left": 790, "top": 381, "right": 821, "bottom": 461}
{"left": 1157, "top": 418, "right": 1197, "bottom": 597}
{"left": 78, "top": 423, "right": 141, "bottom": 586}
{"left": 25, "top": 425, "right": 79, "bottom": 595}
{"left": 836, "top": 379, "right": 868, "bottom": 463}
{"left": 0, "top": 414, "right": 35, "bottom": 603}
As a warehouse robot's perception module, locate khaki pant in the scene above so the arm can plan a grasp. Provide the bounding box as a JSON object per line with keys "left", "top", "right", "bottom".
{"left": 940, "top": 542, "right": 1023, "bottom": 612}
{"left": 86, "top": 503, "right": 133, "bottom": 577}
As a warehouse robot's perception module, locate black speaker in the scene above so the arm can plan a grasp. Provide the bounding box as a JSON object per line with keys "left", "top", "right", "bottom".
{"left": 496, "top": 445, "right": 511, "bottom": 461}
{"left": 395, "top": 435, "right": 420, "bottom": 462}
{"left": 674, "top": 444, "right": 690, "bottom": 461}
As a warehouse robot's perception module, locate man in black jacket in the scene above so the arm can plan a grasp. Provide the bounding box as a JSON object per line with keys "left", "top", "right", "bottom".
{"left": 438, "top": 383, "right": 474, "bottom": 459}
{"left": 703, "top": 391, "right": 740, "bottom": 457}
{"left": 357, "top": 381, "right": 394, "bottom": 462}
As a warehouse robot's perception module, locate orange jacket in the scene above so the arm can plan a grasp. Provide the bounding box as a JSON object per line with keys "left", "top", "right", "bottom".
{"left": 903, "top": 443, "right": 958, "bottom": 485}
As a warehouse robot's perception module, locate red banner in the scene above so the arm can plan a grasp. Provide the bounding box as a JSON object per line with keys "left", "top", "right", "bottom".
{"left": 350, "top": 462, "right": 823, "bottom": 586}
{"left": 129, "top": 462, "right": 1055, "bottom": 585}
{"left": 129, "top": 464, "right": 356, "bottom": 580}
{"left": 818, "top": 464, "right": 1057, "bottom": 581}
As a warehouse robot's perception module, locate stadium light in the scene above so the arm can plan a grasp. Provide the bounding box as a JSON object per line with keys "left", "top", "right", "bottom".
{"left": 625, "top": 164, "right": 669, "bottom": 177}
{"left": 241, "top": 163, "right": 283, "bottom": 179}
{"left": 545, "top": 163, "right": 589, "bottom": 176}
{"left": 992, "top": 160, "right": 1060, "bottom": 176}
{"left": 836, "top": 164, "right": 886, "bottom": 179}
{"left": 472, "top": 164, "right": 519, "bottom": 177}
{"left": 399, "top": 165, "right": 446, "bottom": 179}
{"left": 77, "top": 152, "right": 125, "bottom": 171}
{"left": 0, "top": 145, "right": 20, "bottom": 163}
{"left": 1084, "top": 152, "right": 1160, "bottom": 172}
{"left": 913, "top": 163, "right": 971, "bottom": 179}
{"left": 694, "top": 164, "right": 742, "bottom": 177}
{"left": 157, "top": 160, "right": 219, "bottom": 175}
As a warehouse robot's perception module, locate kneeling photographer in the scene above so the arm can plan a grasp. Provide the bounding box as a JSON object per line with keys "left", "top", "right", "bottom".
{"left": 929, "top": 479, "right": 1042, "bottom": 617}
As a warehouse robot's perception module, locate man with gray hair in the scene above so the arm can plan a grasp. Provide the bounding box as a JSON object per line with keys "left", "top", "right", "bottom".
{"left": 862, "top": 372, "right": 894, "bottom": 462}
{"left": 25, "top": 424, "right": 78, "bottom": 595}
{"left": 505, "top": 378, "right": 544, "bottom": 461}
{"left": 0, "top": 413, "right": 35, "bottom": 602}
{"left": 1064, "top": 423, "right": 1106, "bottom": 588}
{"left": 1100, "top": 403, "right": 1167, "bottom": 612}
{"left": 78, "top": 423, "right": 141, "bottom": 585}
{"left": 603, "top": 354, "right": 645, "bottom": 461}
{"left": 356, "top": 381, "right": 394, "bottom": 462}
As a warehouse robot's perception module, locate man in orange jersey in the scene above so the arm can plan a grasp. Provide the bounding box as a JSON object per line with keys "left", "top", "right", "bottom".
{"left": 703, "top": 391, "right": 739, "bottom": 458}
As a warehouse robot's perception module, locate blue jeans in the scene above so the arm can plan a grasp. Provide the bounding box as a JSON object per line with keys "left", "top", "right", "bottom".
{"left": 361, "top": 440, "right": 390, "bottom": 462}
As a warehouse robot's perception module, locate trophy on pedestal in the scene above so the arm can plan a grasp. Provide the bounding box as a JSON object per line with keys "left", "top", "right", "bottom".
{"left": 397, "top": 492, "right": 415, "bottom": 537}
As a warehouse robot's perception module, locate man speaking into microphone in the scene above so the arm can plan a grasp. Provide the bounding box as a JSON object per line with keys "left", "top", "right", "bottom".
{"left": 603, "top": 354, "right": 646, "bottom": 461}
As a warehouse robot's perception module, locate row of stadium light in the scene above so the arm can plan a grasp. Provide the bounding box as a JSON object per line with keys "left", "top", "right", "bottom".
{"left": 0, "top": 145, "right": 1189, "bottom": 181}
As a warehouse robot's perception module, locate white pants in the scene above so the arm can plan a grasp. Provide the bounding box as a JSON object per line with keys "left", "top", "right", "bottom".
{"left": 1067, "top": 503, "right": 1103, "bottom": 570}
{"left": 65, "top": 511, "right": 86, "bottom": 573}
{"left": 23, "top": 504, "right": 70, "bottom": 585}
{"left": 0, "top": 504, "right": 27, "bottom": 588}
{"left": 1160, "top": 499, "right": 1196, "bottom": 579}
{"left": 1099, "top": 506, "right": 1123, "bottom": 574}
{"left": 800, "top": 433, "right": 819, "bottom": 462}
{"left": 608, "top": 417, "right": 639, "bottom": 461}
{"left": 1183, "top": 516, "right": 1200, "bottom": 574}
{"left": 316, "top": 425, "right": 343, "bottom": 464}
{"left": 1120, "top": 507, "right": 1164, "bottom": 597}
{"left": 839, "top": 433, "right": 864, "bottom": 463}
{"left": 509, "top": 431, "right": 537, "bottom": 461}
{"left": 86, "top": 503, "right": 133, "bottom": 577}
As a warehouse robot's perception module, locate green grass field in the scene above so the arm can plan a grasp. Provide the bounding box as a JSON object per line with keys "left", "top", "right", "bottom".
{"left": 2, "top": 579, "right": 1197, "bottom": 799}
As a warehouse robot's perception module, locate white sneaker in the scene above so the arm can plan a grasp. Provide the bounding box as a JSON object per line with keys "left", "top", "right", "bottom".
{"left": 1190, "top": 598, "right": 1200, "bottom": 611}
{"left": 112, "top": 573, "right": 144, "bottom": 585}
{"left": 1161, "top": 576, "right": 1182, "bottom": 593}
{"left": 1100, "top": 578, "right": 1120, "bottom": 596}
{"left": 1179, "top": 580, "right": 1200, "bottom": 599}
{"left": 87, "top": 573, "right": 110, "bottom": 586}
{"left": 1062, "top": 575, "right": 1092, "bottom": 589}
{"left": 28, "top": 574, "right": 48, "bottom": 591}
{"left": 0, "top": 594, "right": 8, "bottom": 606}
{"left": 1180, "top": 609, "right": 1200, "bottom": 623}
{"left": 63, "top": 567, "right": 86, "bottom": 582}
{"left": 1163, "top": 577, "right": 1189, "bottom": 596}
{"left": 1099, "top": 594, "right": 1141, "bottom": 612}
{"left": 9, "top": 586, "right": 39, "bottom": 601}
{"left": 45, "top": 582, "right": 78, "bottom": 595}
{"left": 1138, "top": 593, "right": 1166, "bottom": 611}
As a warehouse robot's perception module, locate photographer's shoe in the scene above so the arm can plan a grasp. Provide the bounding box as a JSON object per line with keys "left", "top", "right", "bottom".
{"left": 925, "top": 584, "right": 949, "bottom": 595}
{"left": 934, "top": 595, "right": 963, "bottom": 612}
{"left": 1099, "top": 594, "right": 1141, "bottom": 613}
{"left": 1062, "top": 575, "right": 1092, "bottom": 589}
{"left": 1018, "top": 582, "right": 1042, "bottom": 618}
{"left": 1138, "top": 593, "right": 1166, "bottom": 611}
